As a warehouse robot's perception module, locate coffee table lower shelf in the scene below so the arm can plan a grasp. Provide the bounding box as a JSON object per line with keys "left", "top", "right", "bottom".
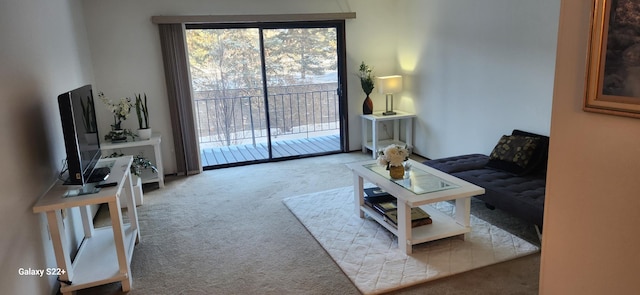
{"left": 361, "top": 204, "right": 470, "bottom": 247}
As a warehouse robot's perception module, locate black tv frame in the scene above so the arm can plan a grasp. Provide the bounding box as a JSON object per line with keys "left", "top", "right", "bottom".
{"left": 58, "top": 84, "right": 103, "bottom": 186}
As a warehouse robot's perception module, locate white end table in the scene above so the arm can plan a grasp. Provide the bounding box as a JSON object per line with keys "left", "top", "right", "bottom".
{"left": 101, "top": 133, "right": 164, "bottom": 188}
{"left": 361, "top": 111, "right": 416, "bottom": 158}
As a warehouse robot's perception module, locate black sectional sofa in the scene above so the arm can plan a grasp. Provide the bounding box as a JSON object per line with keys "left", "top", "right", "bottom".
{"left": 423, "top": 130, "right": 548, "bottom": 229}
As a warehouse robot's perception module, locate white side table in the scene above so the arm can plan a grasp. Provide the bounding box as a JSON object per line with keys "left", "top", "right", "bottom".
{"left": 361, "top": 111, "right": 416, "bottom": 158}
{"left": 101, "top": 133, "right": 164, "bottom": 188}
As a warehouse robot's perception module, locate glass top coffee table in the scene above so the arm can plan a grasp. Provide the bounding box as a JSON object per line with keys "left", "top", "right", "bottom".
{"left": 346, "top": 159, "right": 485, "bottom": 254}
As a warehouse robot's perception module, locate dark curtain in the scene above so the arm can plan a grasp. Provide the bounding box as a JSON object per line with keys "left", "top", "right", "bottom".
{"left": 158, "top": 24, "right": 201, "bottom": 175}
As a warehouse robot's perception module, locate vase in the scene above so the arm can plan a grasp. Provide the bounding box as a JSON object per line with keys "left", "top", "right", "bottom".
{"left": 362, "top": 95, "right": 373, "bottom": 115}
{"left": 112, "top": 119, "right": 122, "bottom": 131}
{"left": 137, "top": 128, "right": 152, "bottom": 140}
{"left": 389, "top": 165, "right": 404, "bottom": 179}
{"left": 111, "top": 129, "right": 127, "bottom": 142}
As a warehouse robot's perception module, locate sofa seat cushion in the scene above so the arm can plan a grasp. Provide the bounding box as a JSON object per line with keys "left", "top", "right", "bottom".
{"left": 452, "top": 168, "right": 545, "bottom": 227}
{"left": 424, "top": 153, "right": 546, "bottom": 227}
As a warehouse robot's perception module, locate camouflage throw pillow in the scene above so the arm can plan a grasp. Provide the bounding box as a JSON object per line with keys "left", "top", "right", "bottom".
{"left": 489, "top": 135, "right": 540, "bottom": 169}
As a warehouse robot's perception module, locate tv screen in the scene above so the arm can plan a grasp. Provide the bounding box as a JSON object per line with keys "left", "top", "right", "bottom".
{"left": 58, "top": 85, "right": 102, "bottom": 185}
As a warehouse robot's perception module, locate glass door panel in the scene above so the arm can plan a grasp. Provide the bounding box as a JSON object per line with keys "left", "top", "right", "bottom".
{"left": 263, "top": 27, "right": 341, "bottom": 159}
{"left": 187, "top": 28, "right": 270, "bottom": 166}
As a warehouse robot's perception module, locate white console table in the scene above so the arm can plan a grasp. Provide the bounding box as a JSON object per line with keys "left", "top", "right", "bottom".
{"left": 33, "top": 156, "right": 140, "bottom": 295}
{"left": 361, "top": 111, "right": 416, "bottom": 158}
{"left": 101, "top": 133, "right": 164, "bottom": 188}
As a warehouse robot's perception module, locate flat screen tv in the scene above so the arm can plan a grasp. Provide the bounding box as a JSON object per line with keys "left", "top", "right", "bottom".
{"left": 58, "top": 84, "right": 106, "bottom": 185}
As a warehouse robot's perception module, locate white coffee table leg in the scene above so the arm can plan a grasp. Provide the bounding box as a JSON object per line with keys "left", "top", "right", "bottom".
{"left": 353, "top": 174, "right": 365, "bottom": 218}
{"left": 397, "top": 201, "right": 412, "bottom": 254}
{"left": 455, "top": 197, "right": 471, "bottom": 240}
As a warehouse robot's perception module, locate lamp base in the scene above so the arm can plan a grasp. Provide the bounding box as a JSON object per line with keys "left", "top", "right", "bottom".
{"left": 383, "top": 94, "right": 397, "bottom": 116}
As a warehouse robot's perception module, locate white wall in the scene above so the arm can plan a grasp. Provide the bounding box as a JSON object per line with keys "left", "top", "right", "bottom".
{"left": 81, "top": 0, "right": 399, "bottom": 170}
{"left": 0, "top": 0, "right": 95, "bottom": 294}
{"left": 540, "top": 0, "right": 640, "bottom": 293}
{"left": 396, "top": 0, "right": 560, "bottom": 158}
{"left": 80, "top": 0, "right": 561, "bottom": 164}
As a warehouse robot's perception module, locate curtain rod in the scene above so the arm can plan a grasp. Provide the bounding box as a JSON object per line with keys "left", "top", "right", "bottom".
{"left": 151, "top": 12, "right": 356, "bottom": 24}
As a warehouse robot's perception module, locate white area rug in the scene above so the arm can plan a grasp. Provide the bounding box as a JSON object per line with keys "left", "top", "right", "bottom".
{"left": 283, "top": 186, "right": 539, "bottom": 295}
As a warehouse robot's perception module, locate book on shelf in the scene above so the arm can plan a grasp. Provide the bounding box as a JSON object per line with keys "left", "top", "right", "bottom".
{"left": 383, "top": 207, "right": 432, "bottom": 228}
{"left": 363, "top": 200, "right": 393, "bottom": 214}
{"left": 363, "top": 201, "right": 432, "bottom": 228}
{"left": 363, "top": 187, "right": 396, "bottom": 204}
{"left": 370, "top": 201, "right": 397, "bottom": 216}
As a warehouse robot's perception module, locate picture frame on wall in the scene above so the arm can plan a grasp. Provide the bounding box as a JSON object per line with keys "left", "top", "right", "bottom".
{"left": 584, "top": 0, "right": 640, "bottom": 119}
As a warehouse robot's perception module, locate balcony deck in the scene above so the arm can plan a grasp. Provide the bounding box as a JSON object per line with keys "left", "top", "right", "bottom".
{"left": 200, "top": 134, "right": 340, "bottom": 167}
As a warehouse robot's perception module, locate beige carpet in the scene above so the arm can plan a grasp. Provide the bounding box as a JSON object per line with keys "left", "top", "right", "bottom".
{"left": 82, "top": 152, "right": 541, "bottom": 295}
{"left": 283, "top": 186, "right": 539, "bottom": 294}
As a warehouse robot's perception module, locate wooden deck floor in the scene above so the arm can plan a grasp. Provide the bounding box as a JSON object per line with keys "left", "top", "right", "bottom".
{"left": 200, "top": 134, "right": 341, "bottom": 167}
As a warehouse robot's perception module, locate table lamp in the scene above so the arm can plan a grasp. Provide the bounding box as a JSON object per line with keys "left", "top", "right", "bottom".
{"left": 377, "top": 75, "right": 403, "bottom": 115}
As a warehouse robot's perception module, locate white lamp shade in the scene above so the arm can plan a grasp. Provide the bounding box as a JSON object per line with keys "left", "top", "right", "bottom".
{"left": 377, "top": 75, "right": 403, "bottom": 94}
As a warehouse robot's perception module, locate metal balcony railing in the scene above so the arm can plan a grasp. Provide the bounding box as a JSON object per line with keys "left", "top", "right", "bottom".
{"left": 194, "top": 83, "right": 340, "bottom": 147}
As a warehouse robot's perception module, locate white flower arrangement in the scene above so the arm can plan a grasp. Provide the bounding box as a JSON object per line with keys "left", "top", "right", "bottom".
{"left": 98, "top": 92, "right": 133, "bottom": 129}
{"left": 377, "top": 144, "right": 410, "bottom": 167}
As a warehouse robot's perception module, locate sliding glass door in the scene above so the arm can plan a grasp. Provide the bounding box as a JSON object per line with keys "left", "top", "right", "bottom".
{"left": 186, "top": 22, "right": 346, "bottom": 168}
{"left": 187, "top": 28, "right": 270, "bottom": 165}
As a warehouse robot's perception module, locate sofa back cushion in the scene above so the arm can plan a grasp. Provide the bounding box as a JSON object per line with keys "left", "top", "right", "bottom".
{"left": 485, "top": 129, "right": 549, "bottom": 176}
{"left": 512, "top": 129, "right": 549, "bottom": 174}
{"left": 423, "top": 153, "right": 489, "bottom": 174}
